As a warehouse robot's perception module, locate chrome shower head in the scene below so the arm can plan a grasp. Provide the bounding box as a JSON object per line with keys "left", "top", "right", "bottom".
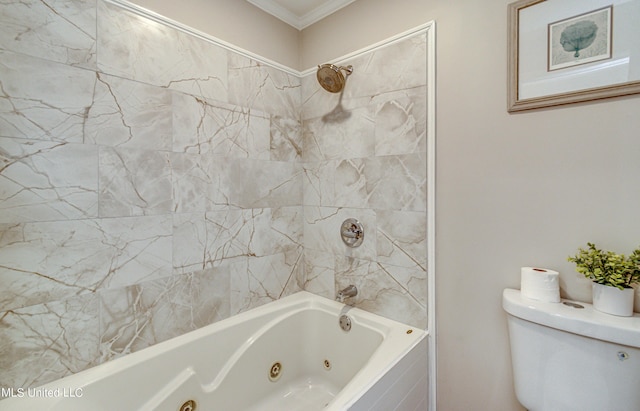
{"left": 317, "top": 64, "right": 353, "bottom": 93}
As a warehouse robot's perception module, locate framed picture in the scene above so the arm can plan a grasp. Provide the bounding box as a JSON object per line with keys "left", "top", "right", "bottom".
{"left": 508, "top": 0, "right": 640, "bottom": 112}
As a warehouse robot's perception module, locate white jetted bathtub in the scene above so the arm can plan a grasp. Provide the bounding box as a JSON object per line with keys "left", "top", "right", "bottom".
{"left": 0, "top": 291, "right": 428, "bottom": 411}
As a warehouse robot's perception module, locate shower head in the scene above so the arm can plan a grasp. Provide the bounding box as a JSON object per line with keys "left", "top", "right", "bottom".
{"left": 317, "top": 64, "right": 353, "bottom": 93}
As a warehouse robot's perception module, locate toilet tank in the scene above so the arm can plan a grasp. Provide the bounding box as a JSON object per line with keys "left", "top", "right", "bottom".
{"left": 503, "top": 288, "right": 640, "bottom": 411}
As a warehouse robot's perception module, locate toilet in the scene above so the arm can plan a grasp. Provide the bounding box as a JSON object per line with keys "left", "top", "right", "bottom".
{"left": 503, "top": 288, "right": 640, "bottom": 411}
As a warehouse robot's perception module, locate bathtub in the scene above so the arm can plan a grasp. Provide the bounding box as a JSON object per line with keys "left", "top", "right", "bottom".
{"left": 0, "top": 291, "right": 428, "bottom": 411}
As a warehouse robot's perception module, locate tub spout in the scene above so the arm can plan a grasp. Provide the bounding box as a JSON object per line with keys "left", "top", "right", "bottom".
{"left": 336, "top": 285, "right": 358, "bottom": 303}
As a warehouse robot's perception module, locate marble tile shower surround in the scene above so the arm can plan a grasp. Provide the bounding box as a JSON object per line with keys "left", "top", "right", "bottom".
{"left": 0, "top": 0, "right": 428, "bottom": 389}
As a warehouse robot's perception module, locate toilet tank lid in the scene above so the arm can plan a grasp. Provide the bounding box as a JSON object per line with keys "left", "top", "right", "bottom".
{"left": 502, "top": 288, "right": 640, "bottom": 348}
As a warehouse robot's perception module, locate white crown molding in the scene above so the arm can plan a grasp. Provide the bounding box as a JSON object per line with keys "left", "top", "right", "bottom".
{"left": 246, "top": 0, "right": 356, "bottom": 30}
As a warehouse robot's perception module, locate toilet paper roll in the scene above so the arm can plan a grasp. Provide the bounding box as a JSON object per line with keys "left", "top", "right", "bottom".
{"left": 521, "top": 267, "right": 560, "bottom": 303}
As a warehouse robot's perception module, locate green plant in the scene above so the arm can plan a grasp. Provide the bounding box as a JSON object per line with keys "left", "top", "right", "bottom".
{"left": 568, "top": 242, "right": 640, "bottom": 290}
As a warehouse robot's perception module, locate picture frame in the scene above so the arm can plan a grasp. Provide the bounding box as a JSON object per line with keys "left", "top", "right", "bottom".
{"left": 508, "top": 0, "right": 640, "bottom": 112}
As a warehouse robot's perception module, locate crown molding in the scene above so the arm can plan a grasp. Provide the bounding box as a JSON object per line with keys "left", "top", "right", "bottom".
{"left": 246, "top": 0, "right": 356, "bottom": 30}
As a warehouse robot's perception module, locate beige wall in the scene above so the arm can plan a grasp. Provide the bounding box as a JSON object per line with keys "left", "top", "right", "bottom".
{"left": 130, "top": 0, "right": 640, "bottom": 410}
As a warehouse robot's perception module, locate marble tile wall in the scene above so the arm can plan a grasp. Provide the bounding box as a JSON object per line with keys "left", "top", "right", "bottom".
{"left": 300, "top": 33, "right": 429, "bottom": 329}
{"left": 0, "top": 0, "right": 302, "bottom": 388}
{"left": 0, "top": 0, "right": 428, "bottom": 389}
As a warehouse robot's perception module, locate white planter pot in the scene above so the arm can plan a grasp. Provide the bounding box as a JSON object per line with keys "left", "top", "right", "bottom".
{"left": 592, "top": 283, "right": 635, "bottom": 317}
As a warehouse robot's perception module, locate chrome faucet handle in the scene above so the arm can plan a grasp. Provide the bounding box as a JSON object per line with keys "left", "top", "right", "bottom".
{"left": 340, "top": 219, "right": 364, "bottom": 247}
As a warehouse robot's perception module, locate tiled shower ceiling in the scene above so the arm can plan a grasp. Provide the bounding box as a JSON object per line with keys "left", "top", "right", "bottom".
{"left": 246, "top": 0, "right": 356, "bottom": 30}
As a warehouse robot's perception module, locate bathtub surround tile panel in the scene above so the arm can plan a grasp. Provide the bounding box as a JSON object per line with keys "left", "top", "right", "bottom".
{"left": 222, "top": 159, "right": 303, "bottom": 209}
{"left": 85, "top": 73, "right": 173, "bottom": 150}
{"left": 0, "top": 216, "right": 172, "bottom": 310}
{"left": 98, "top": 147, "right": 173, "bottom": 217}
{"left": 270, "top": 115, "right": 302, "bottom": 162}
{"left": 172, "top": 92, "right": 270, "bottom": 159}
{"left": 0, "top": 137, "right": 99, "bottom": 223}
{"left": 0, "top": 293, "right": 100, "bottom": 388}
{"left": 362, "top": 153, "right": 427, "bottom": 212}
{"left": 173, "top": 155, "right": 302, "bottom": 211}
{"left": 170, "top": 153, "right": 230, "bottom": 213}
{"left": 173, "top": 211, "right": 255, "bottom": 274}
{"left": 344, "top": 33, "right": 427, "bottom": 100}
{"left": 302, "top": 105, "right": 375, "bottom": 162}
{"left": 228, "top": 54, "right": 301, "bottom": 119}
{"left": 302, "top": 159, "right": 337, "bottom": 206}
{"left": 373, "top": 86, "right": 427, "bottom": 157}
{"left": 173, "top": 207, "right": 303, "bottom": 274}
{"left": 99, "top": 268, "right": 230, "bottom": 361}
{"left": 301, "top": 249, "right": 336, "bottom": 299}
{"left": 335, "top": 256, "right": 427, "bottom": 329}
{"left": 303, "top": 154, "right": 427, "bottom": 211}
{"left": 0, "top": 0, "right": 97, "bottom": 69}
{"left": 0, "top": 51, "right": 96, "bottom": 143}
{"left": 97, "top": 0, "right": 228, "bottom": 101}
{"left": 230, "top": 248, "right": 303, "bottom": 315}
{"left": 376, "top": 209, "right": 427, "bottom": 270}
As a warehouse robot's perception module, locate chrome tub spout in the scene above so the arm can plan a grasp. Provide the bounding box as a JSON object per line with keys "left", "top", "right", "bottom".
{"left": 336, "top": 285, "right": 358, "bottom": 303}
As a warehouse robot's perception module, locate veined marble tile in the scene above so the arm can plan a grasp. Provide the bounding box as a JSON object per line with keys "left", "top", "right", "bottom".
{"left": 303, "top": 206, "right": 376, "bottom": 261}
{"left": 99, "top": 147, "right": 172, "bottom": 217}
{"left": 376, "top": 209, "right": 427, "bottom": 270}
{"left": 269, "top": 206, "right": 304, "bottom": 250}
{"left": 0, "top": 0, "right": 97, "bottom": 69}
{"left": 335, "top": 256, "right": 426, "bottom": 328}
{"left": 0, "top": 293, "right": 99, "bottom": 388}
{"left": 85, "top": 73, "right": 172, "bottom": 150}
{"left": 228, "top": 54, "right": 300, "bottom": 118}
{"left": 172, "top": 154, "right": 301, "bottom": 212}
{"left": 172, "top": 92, "right": 270, "bottom": 159}
{"left": 171, "top": 152, "right": 228, "bottom": 214}
{"left": 302, "top": 160, "right": 337, "bottom": 207}
{"left": 341, "top": 33, "right": 427, "bottom": 100}
{"left": 302, "top": 248, "right": 335, "bottom": 300}
{"left": 0, "top": 50, "right": 96, "bottom": 142}
{"left": 374, "top": 86, "right": 427, "bottom": 156}
{"left": 222, "top": 158, "right": 303, "bottom": 208}
{"left": 230, "top": 248, "right": 303, "bottom": 315}
{"left": 245, "top": 206, "right": 303, "bottom": 258}
{"left": 0, "top": 216, "right": 172, "bottom": 311}
{"left": 302, "top": 105, "right": 375, "bottom": 162}
{"left": 173, "top": 207, "right": 302, "bottom": 274}
{"left": 304, "top": 153, "right": 426, "bottom": 211}
{"left": 0, "top": 138, "right": 98, "bottom": 223}
{"left": 97, "top": 0, "right": 227, "bottom": 101}
{"left": 173, "top": 210, "right": 259, "bottom": 274}
{"left": 270, "top": 115, "right": 302, "bottom": 162}
{"left": 99, "top": 269, "right": 229, "bottom": 361}
{"left": 361, "top": 153, "right": 427, "bottom": 212}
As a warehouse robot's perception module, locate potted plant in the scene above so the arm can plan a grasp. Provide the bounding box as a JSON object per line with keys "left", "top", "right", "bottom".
{"left": 568, "top": 242, "right": 640, "bottom": 316}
